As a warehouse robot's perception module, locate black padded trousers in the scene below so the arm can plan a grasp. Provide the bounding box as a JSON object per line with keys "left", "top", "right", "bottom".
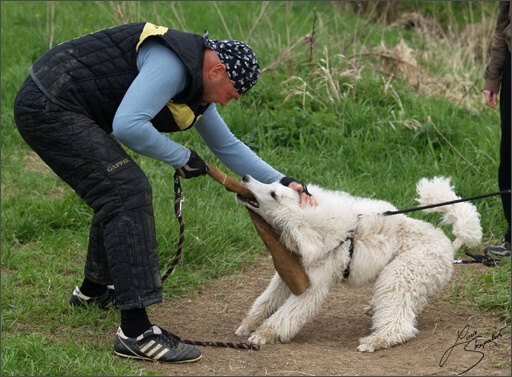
{"left": 499, "top": 51, "right": 511, "bottom": 243}
{"left": 13, "top": 77, "right": 162, "bottom": 310}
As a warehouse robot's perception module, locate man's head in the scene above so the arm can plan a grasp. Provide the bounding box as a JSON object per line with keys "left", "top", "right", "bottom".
{"left": 203, "top": 30, "right": 260, "bottom": 96}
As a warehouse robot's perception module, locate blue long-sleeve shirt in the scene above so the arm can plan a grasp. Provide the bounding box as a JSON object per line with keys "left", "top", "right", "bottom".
{"left": 112, "top": 39, "right": 283, "bottom": 184}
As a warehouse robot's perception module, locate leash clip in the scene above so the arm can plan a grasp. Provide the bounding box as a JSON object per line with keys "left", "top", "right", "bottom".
{"left": 175, "top": 193, "right": 185, "bottom": 218}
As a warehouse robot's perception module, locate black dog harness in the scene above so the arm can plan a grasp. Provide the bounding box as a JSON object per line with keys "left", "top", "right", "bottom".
{"left": 323, "top": 231, "right": 355, "bottom": 279}
{"left": 342, "top": 235, "right": 355, "bottom": 279}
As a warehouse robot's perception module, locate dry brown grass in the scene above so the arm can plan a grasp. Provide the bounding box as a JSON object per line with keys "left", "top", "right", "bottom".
{"left": 281, "top": 8, "right": 497, "bottom": 112}
{"left": 352, "top": 11, "right": 496, "bottom": 109}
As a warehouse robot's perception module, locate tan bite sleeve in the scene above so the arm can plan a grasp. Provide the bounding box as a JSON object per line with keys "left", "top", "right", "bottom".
{"left": 207, "top": 165, "right": 310, "bottom": 295}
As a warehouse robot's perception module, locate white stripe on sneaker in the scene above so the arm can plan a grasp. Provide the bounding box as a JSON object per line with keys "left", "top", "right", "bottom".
{"left": 73, "top": 286, "right": 91, "bottom": 301}
{"left": 141, "top": 340, "right": 161, "bottom": 357}
{"left": 155, "top": 349, "right": 169, "bottom": 360}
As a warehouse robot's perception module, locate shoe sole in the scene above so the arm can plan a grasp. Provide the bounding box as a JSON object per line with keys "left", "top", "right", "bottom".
{"left": 114, "top": 350, "right": 202, "bottom": 363}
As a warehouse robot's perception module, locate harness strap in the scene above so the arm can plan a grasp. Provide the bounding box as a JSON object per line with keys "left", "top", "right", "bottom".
{"left": 322, "top": 232, "right": 355, "bottom": 279}
{"left": 342, "top": 237, "right": 355, "bottom": 279}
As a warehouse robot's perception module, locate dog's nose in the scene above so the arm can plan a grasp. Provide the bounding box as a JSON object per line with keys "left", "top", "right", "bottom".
{"left": 242, "top": 175, "right": 250, "bottom": 182}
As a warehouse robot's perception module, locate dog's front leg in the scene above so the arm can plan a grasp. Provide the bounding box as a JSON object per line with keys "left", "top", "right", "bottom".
{"left": 235, "top": 272, "right": 291, "bottom": 337}
{"left": 247, "top": 277, "right": 331, "bottom": 345}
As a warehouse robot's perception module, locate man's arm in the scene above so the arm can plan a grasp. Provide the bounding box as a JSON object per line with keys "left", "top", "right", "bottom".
{"left": 112, "top": 39, "right": 192, "bottom": 168}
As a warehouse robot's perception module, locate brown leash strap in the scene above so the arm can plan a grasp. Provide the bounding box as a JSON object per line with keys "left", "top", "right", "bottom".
{"left": 161, "top": 172, "right": 184, "bottom": 284}
{"left": 180, "top": 338, "right": 260, "bottom": 351}
{"left": 207, "top": 165, "right": 310, "bottom": 295}
{"left": 161, "top": 173, "right": 259, "bottom": 351}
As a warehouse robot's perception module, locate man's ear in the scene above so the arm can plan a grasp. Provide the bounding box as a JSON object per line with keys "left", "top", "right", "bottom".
{"left": 209, "top": 63, "right": 226, "bottom": 79}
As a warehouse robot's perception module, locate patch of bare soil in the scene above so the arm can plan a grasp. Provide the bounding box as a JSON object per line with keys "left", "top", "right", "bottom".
{"left": 146, "top": 254, "right": 510, "bottom": 376}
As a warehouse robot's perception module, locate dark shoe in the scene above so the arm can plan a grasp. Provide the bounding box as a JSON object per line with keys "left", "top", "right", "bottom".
{"left": 114, "top": 325, "right": 202, "bottom": 363}
{"left": 484, "top": 239, "right": 511, "bottom": 257}
{"left": 69, "top": 285, "right": 117, "bottom": 310}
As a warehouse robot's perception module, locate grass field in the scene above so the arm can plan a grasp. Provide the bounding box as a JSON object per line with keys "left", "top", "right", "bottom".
{"left": 1, "top": 1, "right": 510, "bottom": 375}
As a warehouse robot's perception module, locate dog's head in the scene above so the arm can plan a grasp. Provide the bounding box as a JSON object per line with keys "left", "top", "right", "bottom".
{"left": 236, "top": 175, "right": 362, "bottom": 266}
{"left": 236, "top": 175, "right": 302, "bottom": 231}
{"left": 236, "top": 175, "right": 332, "bottom": 264}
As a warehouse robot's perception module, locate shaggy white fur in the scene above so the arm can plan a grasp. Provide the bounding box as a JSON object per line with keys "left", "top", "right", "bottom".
{"left": 235, "top": 176, "right": 482, "bottom": 352}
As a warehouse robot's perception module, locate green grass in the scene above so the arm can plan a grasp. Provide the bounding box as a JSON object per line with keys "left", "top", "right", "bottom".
{"left": 1, "top": 1, "right": 510, "bottom": 375}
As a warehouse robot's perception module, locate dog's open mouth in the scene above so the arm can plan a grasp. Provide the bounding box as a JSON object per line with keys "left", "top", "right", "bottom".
{"left": 236, "top": 194, "right": 259, "bottom": 209}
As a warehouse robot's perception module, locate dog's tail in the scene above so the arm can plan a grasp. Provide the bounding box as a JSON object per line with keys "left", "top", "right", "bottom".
{"left": 416, "top": 176, "right": 482, "bottom": 252}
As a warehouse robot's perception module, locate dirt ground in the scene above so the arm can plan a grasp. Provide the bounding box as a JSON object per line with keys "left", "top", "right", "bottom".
{"left": 146, "top": 254, "right": 510, "bottom": 376}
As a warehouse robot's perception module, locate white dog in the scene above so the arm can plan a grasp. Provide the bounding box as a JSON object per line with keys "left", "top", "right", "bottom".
{"left": 235, "top": 176, "right": 482, "bottom": 352}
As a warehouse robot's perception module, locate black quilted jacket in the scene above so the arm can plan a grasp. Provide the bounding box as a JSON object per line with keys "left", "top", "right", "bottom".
{"left": 30, "top": 22, "right": 207, "bottom": 132}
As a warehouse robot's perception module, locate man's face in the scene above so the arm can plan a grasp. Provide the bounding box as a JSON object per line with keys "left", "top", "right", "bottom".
{"left": 202, "top": 63, "right": 241, "bottom": 106}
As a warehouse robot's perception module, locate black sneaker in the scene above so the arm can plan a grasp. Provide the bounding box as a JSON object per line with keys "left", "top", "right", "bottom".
{"left": 69, "top": 285, "right": 117, "bottom": 310}
{"left": 484, "top": 239, "right": 511, "bottom": 257}
{"left": 114, "top": 325, "right": 202, "bottom": 363}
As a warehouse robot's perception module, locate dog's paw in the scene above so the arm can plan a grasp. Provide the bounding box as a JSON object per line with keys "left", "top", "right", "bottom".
{"left": 248, "top": 328, "right": 281, "bottom": 345}
{"left": 356, "top": 343, "right": 376, "bottom": 353}
{"left": 235, "top": 325, "right": 251, "bottom": 337}
{"left": 248, "top": 333, "right": 268, "bottom": 345}
{"left": 357, "top": 334, "right": 395, "bottom": 353}
{"left": 357, "top": 335, "right": 379, "bottom": 353}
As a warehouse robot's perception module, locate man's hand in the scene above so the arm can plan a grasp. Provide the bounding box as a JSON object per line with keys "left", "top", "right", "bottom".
{"left": 280, "top": 177, "right": 318, "bottom": 208}
{"left": 482, "top": 89, "right": 498, "bottom": 109}
{"left": 176, "top": 150, "right": 209, "bottom": 178}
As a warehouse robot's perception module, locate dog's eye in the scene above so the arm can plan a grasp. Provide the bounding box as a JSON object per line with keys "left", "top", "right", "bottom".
{"left": 271, "top": 191, "right": 278, "bottom": 200}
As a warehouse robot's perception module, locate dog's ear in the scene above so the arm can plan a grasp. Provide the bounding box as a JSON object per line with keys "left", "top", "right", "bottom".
{"left": 280, "top": 222, "right": 325, "bottom": 266}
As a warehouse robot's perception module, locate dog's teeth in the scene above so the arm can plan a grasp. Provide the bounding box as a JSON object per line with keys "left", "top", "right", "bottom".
{"left": 236, "top": 194, "right": 259, "bottom": 208}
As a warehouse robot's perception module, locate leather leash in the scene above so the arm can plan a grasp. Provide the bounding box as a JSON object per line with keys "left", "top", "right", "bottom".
{"left": 161, "top": 172, "right": 184, "bottom": 284}
{"left": 380, "top": 188, "right": 511, "bottom": 267}
{"left": 381, "top": 189, "right": 511, "bottom": 217}
{"left": 160, "top": 171, "right": 260, "bottom": 351}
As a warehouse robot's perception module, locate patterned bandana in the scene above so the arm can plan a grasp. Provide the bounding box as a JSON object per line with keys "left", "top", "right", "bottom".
{"left": 203, "top": 30, "right": 260, "bottom": 95}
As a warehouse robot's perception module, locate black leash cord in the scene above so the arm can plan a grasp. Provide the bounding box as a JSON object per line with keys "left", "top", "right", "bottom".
{"left": 382, "top": 189, "right": 511, "bottom": 217}
{"left": 369, "top": 188, "right": 510, "bottom": 267}
{"left": 161, "top": 172, "right": 184, "bottom": 283}
{"left": 160, "top": 173, "right": 260, "bottom": 351}
{"left": 453, "top": 251, "right": 503, "bottom": 267}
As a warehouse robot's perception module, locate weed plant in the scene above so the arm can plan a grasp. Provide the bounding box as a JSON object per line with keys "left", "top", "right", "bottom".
{"left": 1, "top": 2, "right": 510, "bottom": 375}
